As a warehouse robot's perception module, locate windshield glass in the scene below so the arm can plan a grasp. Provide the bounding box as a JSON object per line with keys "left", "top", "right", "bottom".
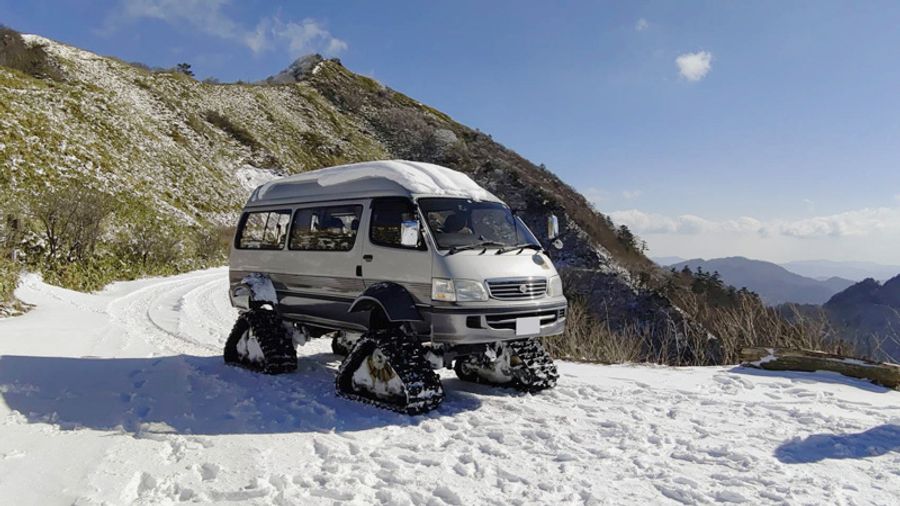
{"left": 417, "top": 198, "right": 539, "bottom": 250}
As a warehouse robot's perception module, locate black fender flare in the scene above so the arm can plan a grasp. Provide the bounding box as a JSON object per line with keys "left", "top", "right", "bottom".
{"left": 348, "top": 282, "right": 423, "bottom": 322}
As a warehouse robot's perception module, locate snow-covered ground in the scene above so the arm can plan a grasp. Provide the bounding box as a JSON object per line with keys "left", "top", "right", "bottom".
{"left": 0, "top": 269, "right": 898, "bottom": 505}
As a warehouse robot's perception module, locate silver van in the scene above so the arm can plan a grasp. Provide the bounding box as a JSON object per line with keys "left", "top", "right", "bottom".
{"left": 225, "top": 160, "right": 567, "bottom": 414}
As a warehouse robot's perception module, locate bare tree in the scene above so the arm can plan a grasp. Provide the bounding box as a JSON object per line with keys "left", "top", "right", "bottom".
{"left": 26, "top": 182, "right": 117, "bottom": 262}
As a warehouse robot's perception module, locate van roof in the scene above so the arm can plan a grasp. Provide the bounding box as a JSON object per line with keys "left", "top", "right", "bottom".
{"left": 246, "top": 160, "right": 502, "bottom": 207}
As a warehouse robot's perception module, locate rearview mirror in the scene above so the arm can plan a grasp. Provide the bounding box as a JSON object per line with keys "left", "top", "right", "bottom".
{"left": 400, "top": 219, "right": 420, "bottom": 248}
{"left": 547, "top": 215, "right": 560, "bottom": 240}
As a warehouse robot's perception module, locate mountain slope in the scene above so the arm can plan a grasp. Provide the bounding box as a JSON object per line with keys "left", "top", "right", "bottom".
{"left": 825, "top": 276, "right": 900, "bottom": 362}
{"left": 1, "top": 32, "right": 715, "bottom": 359}
{"left": 1, "top": 269, "right": 897, "bottom": 504}
{"left": 670, "top": 257, "right": 855, "bottom": 305}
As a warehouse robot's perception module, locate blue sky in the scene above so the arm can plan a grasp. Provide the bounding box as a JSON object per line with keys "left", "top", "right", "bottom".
{"left": 3, "top": 1, "right": 900, "bottom": 263}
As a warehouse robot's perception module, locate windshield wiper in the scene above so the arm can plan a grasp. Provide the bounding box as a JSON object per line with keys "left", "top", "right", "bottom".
{"left": 496, "top": 243, "right": 543, "bottom": 255}
{"left": 447, "top": 241, "right": 506, "bottom": 256}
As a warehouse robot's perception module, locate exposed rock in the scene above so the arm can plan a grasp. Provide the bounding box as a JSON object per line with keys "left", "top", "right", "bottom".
{"left": 264, "top": 54, "right": 324, "bottom": 84}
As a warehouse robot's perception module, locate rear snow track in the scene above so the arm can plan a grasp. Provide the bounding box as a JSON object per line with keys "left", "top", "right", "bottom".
{"left": 1, "top": 268, "right": 899, "bottom": 505}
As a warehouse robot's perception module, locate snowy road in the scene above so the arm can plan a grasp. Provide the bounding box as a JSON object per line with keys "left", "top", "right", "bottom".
{"left": 0, "top": 268, "right": 898, "bottom": 505}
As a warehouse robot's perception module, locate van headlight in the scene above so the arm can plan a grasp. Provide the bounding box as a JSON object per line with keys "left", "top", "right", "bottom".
{"left": 455, "top": 279, "right": 488, "bottom": 301}
{"left": 431, "top": 278, "right": 488, "bottom": 302}
{"left": 547, "top": 275, "right": 563, "bottom": 297}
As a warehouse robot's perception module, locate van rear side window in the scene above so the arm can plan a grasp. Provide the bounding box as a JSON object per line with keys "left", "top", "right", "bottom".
{"left": 236, "top": 210, "right": 291, "bottom": 250}
{"left": 289, "top": 205, "right": 362, "bottom": 251}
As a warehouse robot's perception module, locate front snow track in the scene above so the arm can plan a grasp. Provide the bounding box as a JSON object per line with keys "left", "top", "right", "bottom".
{"left": 2, "top": 268, "right": 900, "bottom": 505}
{"left": 335, "top": 332, "right": 445, "bottom": 415}
{"left": 455, "top": 338, "right": 559, "bottom": 392}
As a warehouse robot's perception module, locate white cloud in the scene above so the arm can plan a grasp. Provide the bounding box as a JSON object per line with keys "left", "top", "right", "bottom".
{"left": 608, "top": 206, "right": 900, "bottom": 264}
{"left": 635, "top": 18, "right": 649, "bottom": 32}
{"left": 245, "top": 16, "right": 348, "bottom": 56}
{"left": 108, "top": 0, "right": 347, "bottom": 56}
{"left": 675, "top": 51, "right": 712, "bottom": 81}
{"left": 610, "top": 210, "right": 763, "bottom": 235}
{"left": 610, "top": 207, "right": 900, "bottom": 239}
{"left": 775, "top": 208, "right": 900, "bottom": 238}
{"left": 622, "top": 190, "right": 642, "bottom": 200}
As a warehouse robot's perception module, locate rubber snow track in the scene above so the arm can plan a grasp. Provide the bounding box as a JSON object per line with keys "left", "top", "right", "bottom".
{"left": 1, "top": 268, "right": 899, "bottom": 505}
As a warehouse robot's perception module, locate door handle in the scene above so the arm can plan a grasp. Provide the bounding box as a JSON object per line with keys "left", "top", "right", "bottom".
{"left": 363, "top": 254, "right": 373, "bottom": 262}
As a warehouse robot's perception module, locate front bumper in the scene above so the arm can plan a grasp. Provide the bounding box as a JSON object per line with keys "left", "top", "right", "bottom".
{"left": 426, "top": 299, "right": 567, "bottom": 344}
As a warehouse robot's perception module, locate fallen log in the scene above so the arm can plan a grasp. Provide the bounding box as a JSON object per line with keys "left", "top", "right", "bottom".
{"left": 740, "top": 347, "right": 900, "bottom": 390}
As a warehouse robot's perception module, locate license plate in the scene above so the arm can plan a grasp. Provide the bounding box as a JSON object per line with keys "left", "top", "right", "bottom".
{"left": 515, "top": 316, "right": 541, "bottom": 336}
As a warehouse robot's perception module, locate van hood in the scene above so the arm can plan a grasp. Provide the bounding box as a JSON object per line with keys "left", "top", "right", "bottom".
{"left": 432, "top": 249, "right": 559, "bottom": 282}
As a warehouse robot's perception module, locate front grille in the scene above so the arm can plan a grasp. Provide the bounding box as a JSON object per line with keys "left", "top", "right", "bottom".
{"left": 486, "top": 277, "right": 547, "bottom": 300}
{"left": 485, "top": 309, "right": 562, "bottom": 330}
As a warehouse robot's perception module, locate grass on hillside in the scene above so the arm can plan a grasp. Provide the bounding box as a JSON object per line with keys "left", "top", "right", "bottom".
{"left": 543, "top": 293, "right": 872, "bottom": 367}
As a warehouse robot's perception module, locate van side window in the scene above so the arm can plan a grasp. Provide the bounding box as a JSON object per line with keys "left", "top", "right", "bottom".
{"left": 370, "top": 198, "right": 425, "bottom": 250}
{"left": 289, "top": 205, "right": 363, "bottom": 251}
{"left": 236, "top": 210, "right": 291, "bottom": 250}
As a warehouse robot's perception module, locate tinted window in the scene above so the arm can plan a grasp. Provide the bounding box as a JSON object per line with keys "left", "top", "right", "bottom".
{"left": 237, "top": 210, "right": 291, "bottom": 250}
{"left": 289, "top": 205, "right": 362, "bottom": 251}
{"left": 370, "top": 198, "right": 424, "bottom": 250}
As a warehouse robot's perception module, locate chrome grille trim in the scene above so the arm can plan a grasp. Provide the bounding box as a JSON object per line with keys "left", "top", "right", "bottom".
{"left": 486, "top": 277, "right": 547, "bottom": 300}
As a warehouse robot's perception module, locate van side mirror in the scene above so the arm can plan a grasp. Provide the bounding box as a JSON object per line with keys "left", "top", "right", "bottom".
{"left": 547, "top": 215, "right": 560, "bottom": 240}
{"left": 400, "top": 219, "right": 420, "bottom": 248}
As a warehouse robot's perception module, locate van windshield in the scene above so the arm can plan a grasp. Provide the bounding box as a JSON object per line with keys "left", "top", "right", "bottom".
{"left": 417, "top": 198, "right": 539, "bottom": 250}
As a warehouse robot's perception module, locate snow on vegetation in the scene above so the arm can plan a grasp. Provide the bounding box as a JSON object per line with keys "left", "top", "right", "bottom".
{"left": 1, "top": 269, "right": 898, "bottom": 505}
{"left": 0, "top": 32, "right": 390, "bottom": 293}
{"left": 2, "top": 33, "right": 388, "bottom": 226}
{"left": 235, "top": 165, "right": 283, "bottom": 193}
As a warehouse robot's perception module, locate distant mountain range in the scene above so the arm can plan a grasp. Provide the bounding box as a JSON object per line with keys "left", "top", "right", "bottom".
{"left": 654, "top": 257, "right": 900, "bottom": 282}
{"left": 663, "top": 257, "right": 855, "bottom": 305}
{"left": 651, "top": 256, "right": 687, "bottom": 266}
{"left": 780, "top": 260, "right": 900, "bottom": 282}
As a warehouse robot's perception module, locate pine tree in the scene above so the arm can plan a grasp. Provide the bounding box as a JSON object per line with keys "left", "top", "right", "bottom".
{"left": 175, "top": 62, "right": 194, "bottom": 77}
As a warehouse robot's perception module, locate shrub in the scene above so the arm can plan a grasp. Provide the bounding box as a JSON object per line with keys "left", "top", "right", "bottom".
{"left": 113, "top": 219, "right": 183, "bottom": 269}
{"left": 0, "top": 26, "right": 63, "bottom": 80}
{"left": 544, "top": 289, "right": 865, "bottom": 366}
{"left": 671, "top": 289, "right": 860, "bottom": 363}
{"left": 203, "top": 110, "right": 261, "bottom": 151}
{"left": 542, "top": 298, "right": 644, "bottom": 363}
{"left": 0, "top": 252, "right": 17, "bottom": 302}
{"left": 25, "top": 182, "right": 117, "bottom": 262}
{"left": 193, "top": 225, "right": 232, "bottom": 263}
